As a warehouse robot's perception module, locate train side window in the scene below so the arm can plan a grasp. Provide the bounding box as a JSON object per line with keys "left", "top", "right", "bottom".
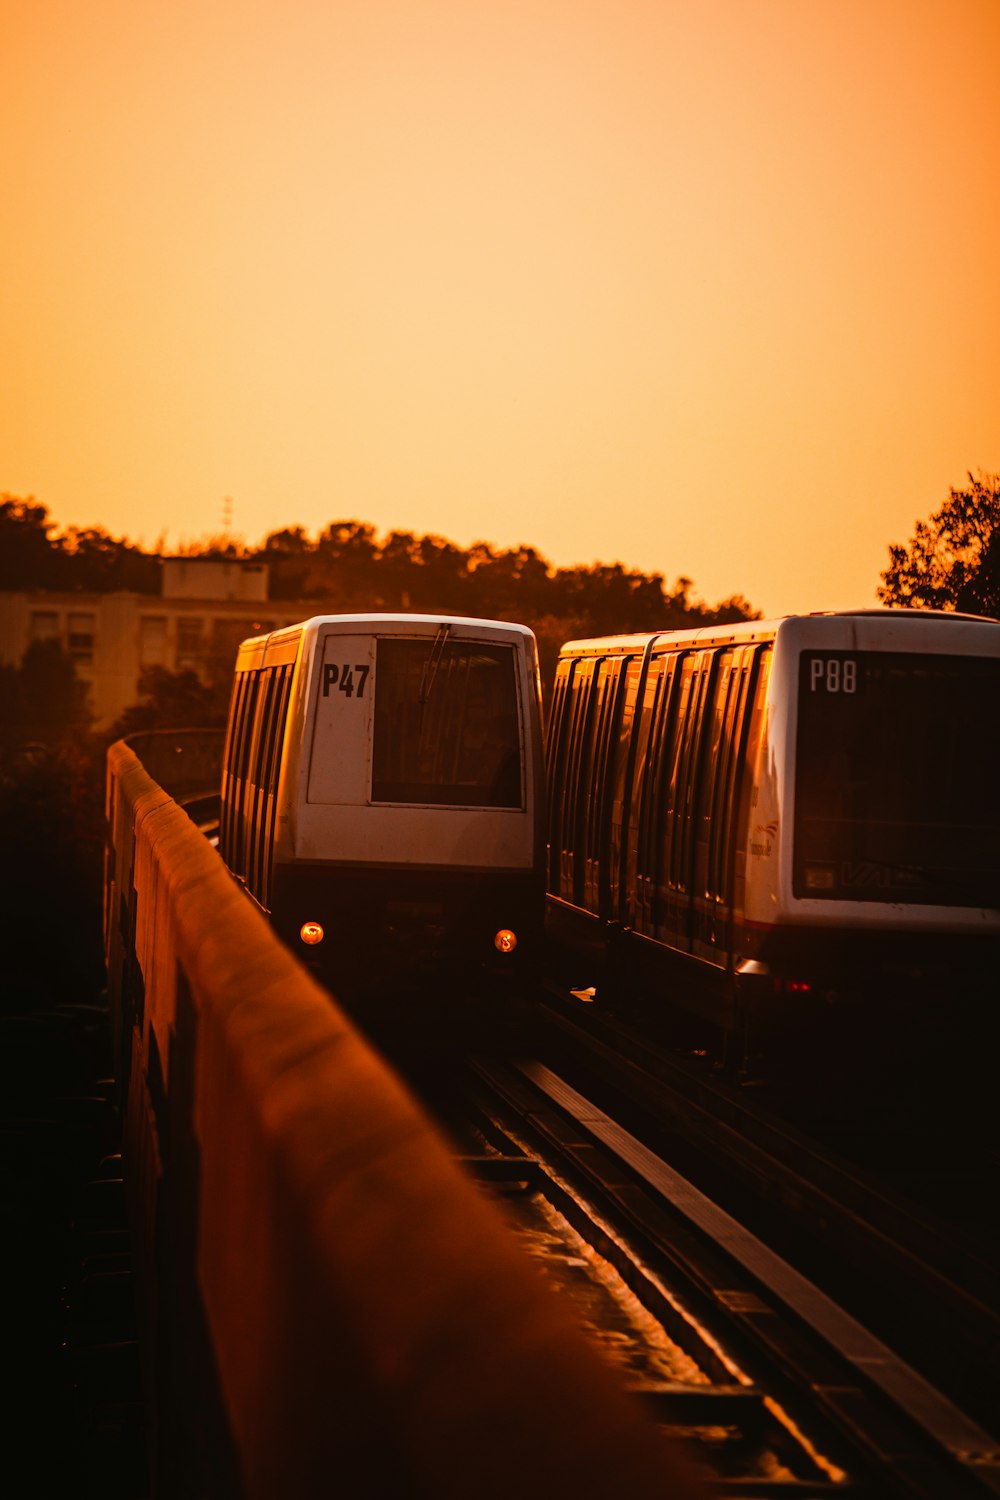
{"left": 221, "top": 673, "right": 251, "bottom": 865}
{"left": 606, "top": 656, "right": 642, "bottom": 915}
{"left": 560, "top": 660, "right": 599, "bottom": 895}
{"left": 710, "top": 647, "right": 759, "bottom": 905}
{"left": 664, "top": 651, "right": 716, "bottom": 897}
{"left": 545, "top": 661, "right": 574, "bottom": 887}
{"left": 633, "top": 655, "right": 669, "bottom": 886}
{"left": 732, "top": 646, "right": 772, "bottom": 915}
{"left": 653, "top": 653, "right": 695, "bottom": 893}
{"left": 232, "top": 672, "right": 261, "bottom": 880}
{"left": 237, "top": 672, "right": 260, "bottom": 782}
{"left": 582, "top": 658, "right": 624, "bottom": 910}
{"left": 545, "top": 664, "right": 571, "bottom": 796}
{"left": 248, "top": 668, "right": 279, "bottom": 895}
{"left": 261, "top": 664, "right": 294, "bottom": 906}
{"left": 679, "top": 655, "right": 717, "bottom": 891}
{"left": 698, "top": 650, "right": 739, "bottom": 902}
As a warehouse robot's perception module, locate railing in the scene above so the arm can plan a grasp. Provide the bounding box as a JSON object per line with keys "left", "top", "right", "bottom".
{"left": 105, "top": 738, "right": 701, "bottom": 1499}
{"left": 120, "top": 727, "right": 224, "bottom": 799}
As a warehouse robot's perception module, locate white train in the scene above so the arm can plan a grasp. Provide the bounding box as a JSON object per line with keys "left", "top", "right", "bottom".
{"left": 219, "top": 615, "right": 545, "bottom": 1004}
{"left": 545, "top": 609, "right": 1000, "bottom": 1046}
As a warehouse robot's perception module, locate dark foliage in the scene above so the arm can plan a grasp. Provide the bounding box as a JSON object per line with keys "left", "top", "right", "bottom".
{"left": 0, "top": 638, "right": 92, "bottom": 755}
{"left": 0, "top": 740, "right": 106, "bottom": 1004}
{"left": 877, "top": 470, "right": 1000, "bottom": 617}
{"left": 107, "top": 665, "right": 231, "bottom": 741}
{"left": 255, "top": 521, "right": 759, "bottom": 689}
{"left": 0, "top": 495, "right": 159, "bottom": 593}
{"left": 0, "top": 643, "right": 105, "bottom": 1001}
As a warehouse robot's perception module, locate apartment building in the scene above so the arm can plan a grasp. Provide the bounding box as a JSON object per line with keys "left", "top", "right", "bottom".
{"left": 0, "top": 558, "right": 307, "bottom": 729}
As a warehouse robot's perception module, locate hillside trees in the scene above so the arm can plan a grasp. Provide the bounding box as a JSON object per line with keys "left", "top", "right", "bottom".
{"left": 877, "top": 471, "right": 1000, "bottom": 616}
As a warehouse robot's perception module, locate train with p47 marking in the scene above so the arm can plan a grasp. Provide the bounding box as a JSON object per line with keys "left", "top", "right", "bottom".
{"left": 544, "top": 608, "right": 1000, "bottom": 1055}
{"left": 217, "top": 614, "right": 545, "bottom": 1007}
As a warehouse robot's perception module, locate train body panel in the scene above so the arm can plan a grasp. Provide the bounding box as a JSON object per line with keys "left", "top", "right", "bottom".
{"left": 545, "top": 609, "right": 1000, "bottom": 1033}
{"left": 219, "top": 614, "right": 545, "bottom": 1000}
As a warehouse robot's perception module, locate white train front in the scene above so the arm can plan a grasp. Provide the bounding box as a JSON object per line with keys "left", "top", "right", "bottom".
{"left": 545, "top": 609, "right": 1000, "bottom": 1042}
{"left": 219, "top": 614, "right": 545, "bottom": 1003}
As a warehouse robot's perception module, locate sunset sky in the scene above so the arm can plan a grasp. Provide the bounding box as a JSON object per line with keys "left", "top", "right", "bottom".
{"left": 3, "top": 0, "right": 998, "bottom": 618}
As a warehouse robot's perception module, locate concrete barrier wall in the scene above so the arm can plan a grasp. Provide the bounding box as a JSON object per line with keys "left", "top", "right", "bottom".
{"left": 106, "top": 739, "right": 704, "bottom": 1499}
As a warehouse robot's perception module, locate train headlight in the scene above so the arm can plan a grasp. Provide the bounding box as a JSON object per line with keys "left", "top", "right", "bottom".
{"left": 494, "top": 928, "right": 517, "bottom": 955}
{"left": 300, "top": 921, "right": 325, "bottom": 946}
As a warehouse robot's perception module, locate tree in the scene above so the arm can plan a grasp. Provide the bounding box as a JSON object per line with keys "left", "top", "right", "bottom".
{"left": 0, "top": 639, "right": 92, "bottom": 756}
{"left": 61, "top": 525, "right": 160, "bottom": 592}
{"left": 0, "top": 495, "right": 64, "bottom": 589}
{"left": 878, "top": 471, "right": 1000, "bottom": 615}
{"left": 107, "top": 665, "right": 231, "bottom": 741}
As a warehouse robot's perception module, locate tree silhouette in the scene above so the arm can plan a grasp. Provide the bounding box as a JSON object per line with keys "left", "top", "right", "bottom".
{"left": 0, "top": 495, "right": 159, "bottom": 593}
{"left": 0, "top": 639, "right": 92, "bottom": 756}
{"left": 878, "top": 470, "right": 1000, "bottom": 615}
{"left": 0, "top": 495, "right": 62, "bottom": 588}
{"left": 107, "top": 665, "right": 231, "bottom": 740}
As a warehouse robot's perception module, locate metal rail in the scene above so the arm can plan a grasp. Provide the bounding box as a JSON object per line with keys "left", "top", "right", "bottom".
{"left": 533, "top": 991, "right": 1000, "bottom": 1412}
{"left": 466, "top": 1054, "right": 1000, "bottom": 1498}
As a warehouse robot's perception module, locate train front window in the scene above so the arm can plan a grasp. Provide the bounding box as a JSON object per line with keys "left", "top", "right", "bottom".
{"left": 794, "top": 651, "right": 1000, "bottom": 905}
{"left": 372, "top": 639, "right": 522, "bottom": 807}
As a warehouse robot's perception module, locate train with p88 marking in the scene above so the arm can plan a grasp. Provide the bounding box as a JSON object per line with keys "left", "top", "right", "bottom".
{"left": 218, "top": 614, "right": 545, "bottom": 1005}
{"left": 545, "top": 609, "right": 1000, "bottom": 1051}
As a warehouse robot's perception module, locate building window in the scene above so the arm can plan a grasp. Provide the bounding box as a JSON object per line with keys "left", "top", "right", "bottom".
{"left": 67, "top": 612, "right": 96, "bottom": 665}
{"left": 140, "top": 616, "right": 168, "bottom": 666}
{"left": 176, "top": 616, "right": 204, "bottom": 670}
{"left": 30, "top": 610, "right": 60, "bottom": 643}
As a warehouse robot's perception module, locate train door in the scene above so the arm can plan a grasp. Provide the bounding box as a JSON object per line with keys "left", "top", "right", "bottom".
{"left": 603, "top": 655, "right": 643, "bottom": 921}
{"left": 245, "top": 667, "right": 278, "bottom": 898}
{"left": 246, "top": 663, "right": 294, "bottom": 908}
{"left": 656, "top": 649, "right": 717, "bottom": 950}
{"left": 545, "top": 659, "right": 574, "bottom": 891}
{"left": 691, "top": 647, "right": 758, "bottom": 964}
{"left": 557, "top": 658, "right": 600, "bottom": 903}
{"left": 222, "top": 669, "right": 261, "bottom": 883}
{"left": 580, "top": 657, "right": 628, "bottom": 915}
{"left": 631, "top": 652, "right": 680, "bottom": 936}
{"left": 731, "top": 646, "right": 772, "bottom": 952}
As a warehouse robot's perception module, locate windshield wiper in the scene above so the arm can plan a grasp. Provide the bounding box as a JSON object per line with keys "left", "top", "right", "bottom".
{"left": 418, "top": 623, "right": 451, "bottom": 705}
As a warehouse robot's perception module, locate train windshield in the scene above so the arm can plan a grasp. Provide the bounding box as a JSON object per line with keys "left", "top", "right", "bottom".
{"left": 372, "top": 638, "right": 522, "bottom": 807}
{"left": 795, "top": 650, "right": 1000, "bottom": 906}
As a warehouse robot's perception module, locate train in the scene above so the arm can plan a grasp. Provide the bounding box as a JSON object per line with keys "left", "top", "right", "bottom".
{"left": 544, "top": 608, "right": 1000, "bottom": 1055}
{"left": 218, "top": 614, "right": 545, "bottom": 1007}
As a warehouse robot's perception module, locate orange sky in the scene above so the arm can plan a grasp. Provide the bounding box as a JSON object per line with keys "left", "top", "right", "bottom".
{"left": 2, "top": 0, "right": 998, "bottom": 617}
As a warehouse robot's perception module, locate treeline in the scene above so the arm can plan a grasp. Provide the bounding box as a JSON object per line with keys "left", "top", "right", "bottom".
{"left": 1, "top": 497, "right": 755, "bottom": 620}
{"left": 0, "top": 497, "right": 160, "bottom": 593}
{"left": 1, "top": 497, "right": 759, "bottom": 689}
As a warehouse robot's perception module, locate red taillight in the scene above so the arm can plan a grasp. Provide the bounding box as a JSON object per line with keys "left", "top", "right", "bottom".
{"left": 776, "top": 977, "right": 811, "bottom": 995}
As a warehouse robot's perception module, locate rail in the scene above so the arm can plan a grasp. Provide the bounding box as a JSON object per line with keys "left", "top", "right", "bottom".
{"left": 104, "top": 738, "right": 703, "bottom": 1499}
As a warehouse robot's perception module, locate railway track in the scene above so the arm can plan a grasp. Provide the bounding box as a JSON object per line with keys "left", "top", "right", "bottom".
{"left": 526, "top": 986, "right": 1000, "bottom": 1431}
{"left": 446, "top": 1047, "right": 1000, "bottom": 1498}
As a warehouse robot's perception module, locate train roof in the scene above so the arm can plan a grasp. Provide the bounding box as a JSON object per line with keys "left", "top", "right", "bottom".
{"left": 235, "top": 612, "right": 538, "bottom": 654}
{"left": 558, "top": 607, "right": 1000, "bottom": 657}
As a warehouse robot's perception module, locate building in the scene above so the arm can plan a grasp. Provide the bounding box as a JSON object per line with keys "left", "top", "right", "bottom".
{"left": 0, "top": 558, "right": 307, "bottom": 729}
